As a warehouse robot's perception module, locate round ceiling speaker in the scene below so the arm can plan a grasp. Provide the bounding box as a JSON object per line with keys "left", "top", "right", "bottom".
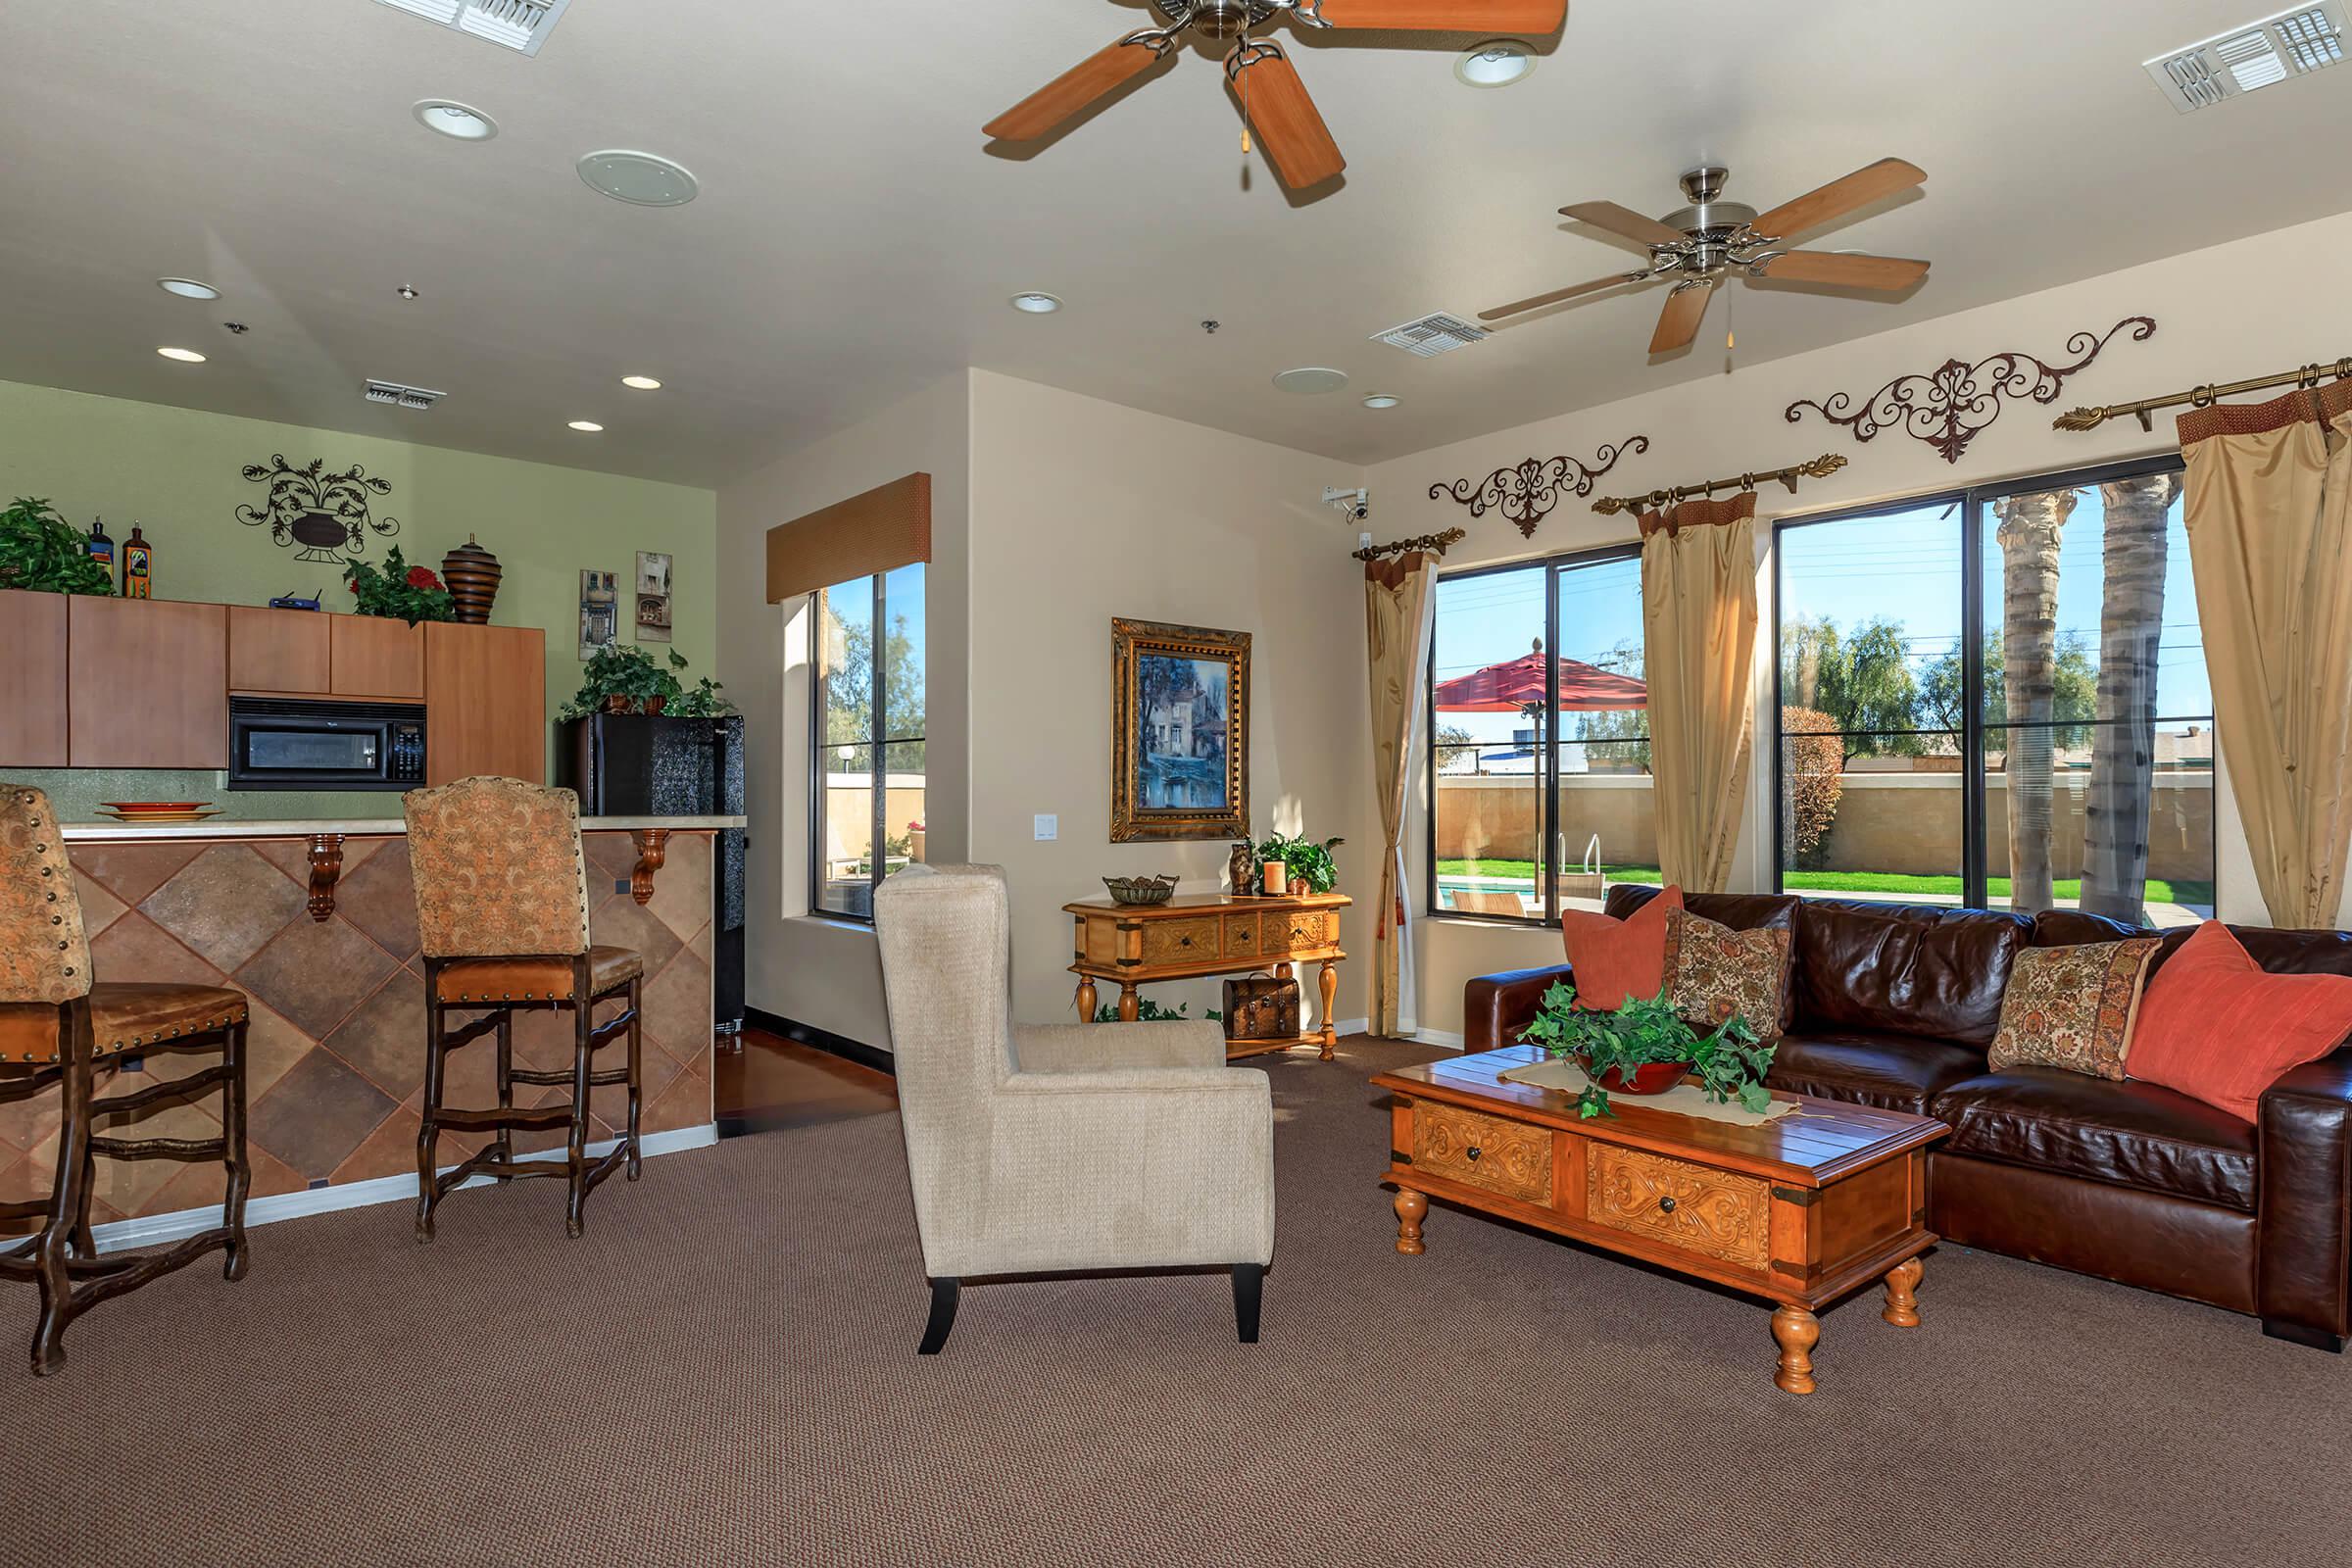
{"left": 576, "top": 150, "right": 700, "bottom": 207}
{"left": 1273, "top": 367, "right": 1349, "bottom": 395}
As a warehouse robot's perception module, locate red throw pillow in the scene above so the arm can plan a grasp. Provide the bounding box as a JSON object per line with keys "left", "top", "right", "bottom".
{"left": 1560, "top": 886, "right": 1684, "bottom": 1010}
{"left": 2128, "top": 921, "right": 2352, "bottom": 1122}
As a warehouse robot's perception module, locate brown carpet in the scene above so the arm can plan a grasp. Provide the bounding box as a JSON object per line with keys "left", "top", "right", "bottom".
{"left": 5, "top": 1037, "right": 2347, "bottom": 1568}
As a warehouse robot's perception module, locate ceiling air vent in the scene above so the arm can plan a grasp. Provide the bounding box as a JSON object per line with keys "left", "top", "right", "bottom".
{"left": 364, "top": 379, "right": 446, "bottom": 411}
{"left": 1372, "top": 313, "right": 1491, "bottom": 358}
{"left": 370, "top": 0, "right": 572, "bottom": 57}
{"left": 2145, "top": 2, "right": 2346, "bottom": 111}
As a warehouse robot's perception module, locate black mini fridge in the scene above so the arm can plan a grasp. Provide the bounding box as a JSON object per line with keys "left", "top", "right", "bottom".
{"left": 558, "top": 713, "right": 747, "bottom": 1038}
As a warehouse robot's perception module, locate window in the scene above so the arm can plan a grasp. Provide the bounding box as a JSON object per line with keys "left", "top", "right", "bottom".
{"left": 1773, "top": 458, "right": 2212, "bottom": 927}
{"left": 811, "top": 563, "right": 925, "bottom": 920}
{"left": 1429, "top": 547, "right": 1648, "bottom": 924}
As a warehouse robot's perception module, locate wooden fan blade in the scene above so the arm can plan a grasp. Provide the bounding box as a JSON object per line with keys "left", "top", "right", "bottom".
{"left": 983, "top": 36, "right": 1167, "bottom": 141}
{"left": 1479, "top": 271, "right": 1650, "bottom": 322}
{"left": 1310, "top": 1, "right": 1567, "bottom": 30}
{"left": 1559, "top": 200, "right": 1688, "bottom": 249}
{"left": 1228, "top": 45, "right": 1346, "bottom": 190}
{"left": 1750, "top": 158, "right": 1926, "bottom": 242}
{"left": 1757, "top": 251, "right": 1930, "bottom": 290}
{"left": 1649, "top": 281, "right": 1714, "bottom": 355}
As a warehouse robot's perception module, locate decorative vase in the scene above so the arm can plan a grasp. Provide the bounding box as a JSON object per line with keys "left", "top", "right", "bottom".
{"left": 642, "top": 696, "right": 667, "bottom": 715}
{"left": 1586, "top": 1058, "right": 1692, "bottom": 1096}
{"left": 441, "top": 535, "right": 502, "bottom": 625}
{"left": 1228, "top": 841, "right": 1257, "bottom": 897}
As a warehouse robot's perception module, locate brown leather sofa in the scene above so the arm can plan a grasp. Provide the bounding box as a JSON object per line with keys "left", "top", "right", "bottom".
{"left": 1463, "top": 888, "right": 2352, "bottom": 1351}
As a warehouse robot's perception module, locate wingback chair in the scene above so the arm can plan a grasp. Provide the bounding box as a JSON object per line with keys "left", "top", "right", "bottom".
{"left": 873, "top": 864, "right": 1276, "bottom": 1353}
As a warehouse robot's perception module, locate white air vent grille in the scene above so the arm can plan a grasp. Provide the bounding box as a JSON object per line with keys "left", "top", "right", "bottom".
{"left": 369, "top": 0, "right": 570, "bottom": 56}
{"left": 1372, "top": 313, "right": 1490, "bottom": 358}
{"left": 365, "top": 379, "right": 446, "bottom": 411}
{"left": 2145, "top": 2, "right": 2346, "bottom": 110}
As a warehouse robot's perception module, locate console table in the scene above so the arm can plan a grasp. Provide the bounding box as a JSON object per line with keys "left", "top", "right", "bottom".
{"left": 1062, "top": 891, "right": 1350, "bottom": 1060}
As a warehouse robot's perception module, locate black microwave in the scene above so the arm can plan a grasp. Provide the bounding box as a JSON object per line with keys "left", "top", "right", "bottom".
{"left": 227, "top": 696, "right": 427, "bottom": 791}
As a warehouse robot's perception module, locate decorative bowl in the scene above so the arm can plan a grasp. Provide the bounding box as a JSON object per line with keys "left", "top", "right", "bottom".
{"left": 1102, "top": 874, "right": 1180, "bottom": 906}
{"left": 1585, "top": 1059, "right": 1692, "bottom": 1096}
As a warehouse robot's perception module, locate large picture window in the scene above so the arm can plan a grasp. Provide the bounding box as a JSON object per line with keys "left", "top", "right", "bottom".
{"left": 811, "top": 563, "right": 926, "bottom": 920}
{"left": 1773, "top": 457, "right": 2212, "bottom": 927}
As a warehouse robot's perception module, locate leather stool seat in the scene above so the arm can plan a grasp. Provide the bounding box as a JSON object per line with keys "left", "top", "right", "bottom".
{"left": 0, "top": 982, "right": 249, "bottom": 1065}
{"left": 433, "top": 948, "right": 644, "bottom": 1004}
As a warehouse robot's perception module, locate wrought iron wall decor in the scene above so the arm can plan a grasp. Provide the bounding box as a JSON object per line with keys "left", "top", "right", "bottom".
{"left": 1592, "top": 454, "right": 1847, "bottom": 517}
{"left": 1429, "top": 437, "right": 1648, "bottom": 537}
{"left": 1784, "top": 317, "right": 2156, "bottom": 465}
{"left": 236, "top": 455, "right": 400, "bottom": 564}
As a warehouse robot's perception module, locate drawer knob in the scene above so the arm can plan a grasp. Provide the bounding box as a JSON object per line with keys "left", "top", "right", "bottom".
{"left": 1466, "top": 1146, "right": 1483, "bottom": 1162}
{"left": 1179, "top": 935, "right": 1193, "bottom": 947}
{"left": 1658, "top": 1195, "right": 1677, "bottom": 1213}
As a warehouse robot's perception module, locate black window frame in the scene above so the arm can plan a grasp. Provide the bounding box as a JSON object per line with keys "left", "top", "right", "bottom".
{"left": 1769, "top": 451, "right": 2210, "bottom": 912}
{"left": 808, "top": 566, "right": 921, "bottom": 923}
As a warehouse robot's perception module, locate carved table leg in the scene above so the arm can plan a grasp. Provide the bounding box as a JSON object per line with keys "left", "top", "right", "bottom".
{"left": 1318, "top": 959, "right": 1339, "bottom": 1060}
{"left": 1075, "top": 976, "right": 1099, "bottom": 1020}
{"left": 1771, "top": 1304, "right": 1820, "bottom": 1395}
{"left": 627, "top": 829, "right": 670, "bottom": 906}
{"left": 1393, "top": 1188, "right": 1427, "bottom": 1256}
{"left": 1116, "top": 982, "right": 1139, "bottom": 1023}
{"left": 305, "top": 834, "right": 346, "bottom": 922}
{"left": 1883, "top": 1255, "right": 1924, "bottom": 1328}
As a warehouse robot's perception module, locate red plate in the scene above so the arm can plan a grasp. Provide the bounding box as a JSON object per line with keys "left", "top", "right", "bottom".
{"left": 102, "top": 801, "right": 211, "bottom": 812}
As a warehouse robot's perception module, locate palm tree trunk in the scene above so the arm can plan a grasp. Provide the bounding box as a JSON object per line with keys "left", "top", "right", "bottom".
{"left": 2082, "top": 474, "right": 2181, "bottom": 923}
{"left": 1995, "top": 491, "right": 2076, "bottom": 915}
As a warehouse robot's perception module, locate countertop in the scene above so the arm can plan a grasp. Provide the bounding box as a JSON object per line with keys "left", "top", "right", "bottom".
{"left": 60, "top": 814, "right": 746, "bottom": 842}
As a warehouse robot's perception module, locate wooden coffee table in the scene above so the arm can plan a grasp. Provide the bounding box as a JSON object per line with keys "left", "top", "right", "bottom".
{"left": 1373, "top": 1046, "right": 1949, "bottom": 1394}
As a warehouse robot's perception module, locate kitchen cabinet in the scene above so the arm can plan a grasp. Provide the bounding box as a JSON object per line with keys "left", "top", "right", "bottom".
{"left": 228, "top": 606, "right": 331, "bottom": 694}
{"left": 423, "top": 621, "right": 546, "bottom": 784}
{"left": 0, "top": 590, "right": 70, "bottom": 766}
{"left": 330, "top": 615, "right": 423, "bottom": 699}
{"left": 68, "top": 597, "right": 229, "bottom": 768}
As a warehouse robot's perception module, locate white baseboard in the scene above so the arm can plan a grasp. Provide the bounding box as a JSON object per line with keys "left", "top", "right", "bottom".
{"left": 1331, "top": 1016, "right": 1370, "bottom": 1039}
{"left": 87, "top": 1124, "right": 719, "bottom": 1255}
{"left": 1412, "top": 1028, "right": 1466, "bottom": 1051}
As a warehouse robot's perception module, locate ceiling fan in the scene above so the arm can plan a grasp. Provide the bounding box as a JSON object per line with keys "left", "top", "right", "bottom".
{"left": 1479, "top": 160, "right": 1932, "bottom": 353}
{"left": 983, "top": 1, "right": 1568, "bottom": 190}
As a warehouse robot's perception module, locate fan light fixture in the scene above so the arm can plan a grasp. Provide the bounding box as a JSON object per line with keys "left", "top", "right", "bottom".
{"left": 1363, "top": 393, "right": 1401, "bottom": 409}
{"left": 621, "top": 374, "right": 662, "bottom": 390}
{"left": 568, "top": 419, "right": 605, "bottom": 432}
{"left": 413, "top": 100, "right": 499, "bottom": 140}
{"left": 157, "top": 277, "right": 220, "bottom": 301}
{"left": 1454, "top": 41, "right": 1535, "bottom": 87}
{"left": 157, "top": 347, "right": 207, "bottom": 363}
{"left": 1010, "top": 292, "right": 1064, "bottom": 314}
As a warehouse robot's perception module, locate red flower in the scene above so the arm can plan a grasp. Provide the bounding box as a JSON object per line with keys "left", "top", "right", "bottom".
{"left": 407, "top": 566, "right": 443, "bottom": 590}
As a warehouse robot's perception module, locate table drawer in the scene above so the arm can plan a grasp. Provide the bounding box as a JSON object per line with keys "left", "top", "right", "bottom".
{"left": 1272, "top": 909, "right": 1329, "bottom": 953}
{"left": 1221, "top": 912, "right": 1262, "bottom": 959}
{"left": 1587, "top": 1145, "right": 1770, "bottom": 1270}
{"left": 1140, "top": 916, "right": 1219, "bottom": 965}
{"left": 1410, "top": 1102, "right": 1552, "bottom": 1204}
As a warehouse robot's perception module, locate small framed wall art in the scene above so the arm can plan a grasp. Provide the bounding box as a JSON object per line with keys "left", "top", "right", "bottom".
{"left": 635, "top": 550, "right": 673, "bottom": 643}
{"left": 1109, "top": 617, "right": 1250, "bottom": 843}
{"left": 579, "top": 568, "right": 618, "bottom": 659}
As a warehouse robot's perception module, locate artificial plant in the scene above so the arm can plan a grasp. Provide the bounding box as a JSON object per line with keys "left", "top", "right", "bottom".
{"left": 343, "top": 545, "right": 454, "bottom": 624}
{"left": 1256, "top": 831, "right": 1346, "bottom": 895}
{"left": 1518, "top": 981, "right": 1776, "bottom": 1119}
{"left": 0, "top": 498, "right": 114, "bottom": 595}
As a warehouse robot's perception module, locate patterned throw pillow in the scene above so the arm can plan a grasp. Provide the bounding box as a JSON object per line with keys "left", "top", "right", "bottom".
{"left": 1987, "top": 938, "right": 2163, "bottom": 1081}
{"left": 1663, "top": 908, "right": 1790, "bottom": 1039}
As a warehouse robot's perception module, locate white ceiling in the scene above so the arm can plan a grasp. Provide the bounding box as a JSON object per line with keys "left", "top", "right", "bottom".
{"left": 2, "top": 1, "right": 2348, "bottom": 488}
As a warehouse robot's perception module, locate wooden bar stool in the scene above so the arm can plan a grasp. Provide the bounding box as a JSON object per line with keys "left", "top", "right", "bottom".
{"left": 0, "top": 785, "right": 251, "bottom": 1376}
{"left": 404, "top": 776, "right": 645, "bottom": 1242}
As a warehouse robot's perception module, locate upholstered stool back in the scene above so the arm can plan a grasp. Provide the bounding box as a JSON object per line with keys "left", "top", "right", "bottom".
{"left": 404, "top": 776, "right": 592, "bottom": 960}
{"left": 0, "top": 785, "right": 91, "bottom": 1012}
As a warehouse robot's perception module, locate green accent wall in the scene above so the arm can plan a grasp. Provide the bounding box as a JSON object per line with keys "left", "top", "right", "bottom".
{"left": 0, "top": 378, "right": 717, "bottom": 814}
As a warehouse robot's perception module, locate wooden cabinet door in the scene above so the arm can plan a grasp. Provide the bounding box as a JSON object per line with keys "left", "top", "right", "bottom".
{"left": 331, "top": 615, "right": 423, "bottom": 699}
{"left": 67, "top": 598, "right": 229, "bottom": 768}
{"left": 228, "top": 606, "right": 330, "bottom": 694}
{"left": 423, "top": 622, "right": 546, "bottom": 784}
{"left": 0, "top": 590, "right": 70, "bottom": 766}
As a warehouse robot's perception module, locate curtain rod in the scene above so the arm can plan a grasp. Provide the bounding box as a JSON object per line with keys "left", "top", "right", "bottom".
{"left": 2054, "top": 356, "right": 2352, "bottom": 433}
{"left": 1351, "top": 526, "right": 1465, "bottom": 563}
{"left": 1590, "top": 454, "right": 1847, "bottom": 517}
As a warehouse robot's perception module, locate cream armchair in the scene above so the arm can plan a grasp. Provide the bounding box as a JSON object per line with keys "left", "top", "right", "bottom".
{"left": 873, "top": 864, "right": 1276, "bottom": 1353}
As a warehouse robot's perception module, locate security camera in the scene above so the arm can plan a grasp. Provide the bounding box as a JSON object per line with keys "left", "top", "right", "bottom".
{"left": 1323, "top": 485, "right": 1370, "bottom": 522}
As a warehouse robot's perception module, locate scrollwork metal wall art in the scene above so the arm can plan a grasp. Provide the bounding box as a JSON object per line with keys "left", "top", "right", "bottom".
{"left": 236, "top": 455, "right": 400, "bottom": 564}
{"left": 1429, "top": 437, "right": 1650, "bottom": 538}
{"left": 1783, "top": 317, "right": 2156, "bottom": 466}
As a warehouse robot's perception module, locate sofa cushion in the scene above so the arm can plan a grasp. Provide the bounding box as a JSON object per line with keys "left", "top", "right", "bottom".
{"left": 1560, "top": 885, "right": 1681, "bottom": 1009}
{"left": 2127, "top": 921, "right": 2352, "bottom": 1122}
{"left": 1793, "top": 900, "right": 2031, "bottom": 1046}
{"left": 1931, "top": 1068, "right": 2257, "bottom": 1213}
{"left": 1663, "top": 907, "right": 1790, "bottom": 1037}
{"left": 1607, "top": 887, "right": 1799, "bottom": 1022}
{"left": 1766, "top": 1029, "right": 1988, "bottom": 1115}
{"left": 1986, "top": 937, "right": 2163, "bottom": 1081}
{"left": 2033, "top": 909, "right": 2352, "bottom": 983}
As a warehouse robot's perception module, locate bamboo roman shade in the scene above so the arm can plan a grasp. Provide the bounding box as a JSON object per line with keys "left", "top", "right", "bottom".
{"left": 764, "top": 471, "right": 933, "bottom": 604}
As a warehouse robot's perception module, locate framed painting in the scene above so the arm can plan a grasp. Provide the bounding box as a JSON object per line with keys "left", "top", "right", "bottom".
{"left": 1110, "top": 617, "right": 1250, "bottom": 843}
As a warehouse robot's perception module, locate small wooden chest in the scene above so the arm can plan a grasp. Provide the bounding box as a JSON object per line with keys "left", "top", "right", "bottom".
{"left": 1223, "top": 975, "right": 1300, "bottom": 1043}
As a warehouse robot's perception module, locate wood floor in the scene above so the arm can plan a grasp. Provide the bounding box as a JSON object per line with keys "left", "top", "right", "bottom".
{"left": 714, "top": 1028, "right": 896, "bottom": 1137}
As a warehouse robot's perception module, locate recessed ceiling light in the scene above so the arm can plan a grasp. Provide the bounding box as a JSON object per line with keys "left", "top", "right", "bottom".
{"left": 568, "top": 420, "right": 605, "bottom": 432}
{"left": 413, "top": 100, "right": 499, "bottom": 141}
{"left": 577, "top": 149, "right": 698, "bottom": 207}
{"left": 1455, "top": 40, "right": 1537, "bottom": 88}
{"left": 157, "top": 277, "right": 219, "bottom": 301}
{"left": 620, "top": 374, "right": 662, "bottom": 390}
{"left": 1010, "top": 292, "right": 1063, "bottom": 314}
{"left": 1363, "top": 393, "right": 1402, "bottom": 410}
{"left": 1273, "top": 367, "right": 1349, "bottom": 395}
{"left": 156, "top": 346, "right": 207, "bottom": 364}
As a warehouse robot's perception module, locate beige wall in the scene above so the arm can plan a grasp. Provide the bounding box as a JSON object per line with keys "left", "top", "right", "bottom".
{"left": 1375, "top": 207, "right": 2352, "bottom": 1041}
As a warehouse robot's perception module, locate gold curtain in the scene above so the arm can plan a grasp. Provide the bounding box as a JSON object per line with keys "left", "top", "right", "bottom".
{"left": 2179, "top": 381, "right": 2352, "bottom": 927}
{"left": 1364, "top": 551, "right": 1440, "bottom": 1036}
{"left": 1639, "top": 494, "right": 1760, "bottom": 894}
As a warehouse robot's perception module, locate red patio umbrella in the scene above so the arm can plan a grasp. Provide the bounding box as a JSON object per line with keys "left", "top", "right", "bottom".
{"left": 1434, "top": 650, "right": 1647, "bottom": 712}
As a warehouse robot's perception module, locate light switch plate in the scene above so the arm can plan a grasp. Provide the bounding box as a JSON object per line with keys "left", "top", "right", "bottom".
{"left": 1034, "top": 813, "right": 1058, "bottom": 841}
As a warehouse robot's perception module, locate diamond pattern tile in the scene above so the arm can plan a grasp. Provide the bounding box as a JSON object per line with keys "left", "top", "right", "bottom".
{"left": 235, "top": 917, "right": 398, "bottom": 1040}
{"left": 73, "top": 870, "right": 128, "bottom": 938}
{"left": 251, "top": 834, "right": 383, "bottom": 888}
{"left": 90, "top": 909, "right": 232, "bottom": 990}
{"left": 68, "top": 840, "right": 204, "bottom": 907}
{"left": 323, "top": 973, "right": 428, "bottom": 1103}
{"left": 139, "top": 844, "right": 309, "bottom": 972}
{"left": 587, "top": 895, "right": 683, "bottom": 982}
{"left": 331, "top": 841, "right": 420, "bottom": 961}
{"left": 640, "top": 944, "right": 712, "bottom": 1065}
{"left": 249, "top": 1049, "right": 397, "bottom": 1182}
{"left": 644, "top": 831, "right": 712, "bottom": 942}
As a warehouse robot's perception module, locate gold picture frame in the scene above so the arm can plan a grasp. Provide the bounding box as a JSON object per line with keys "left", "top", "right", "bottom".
{"left": 1110, "top": 617, "right": 1250, "bottom": 843}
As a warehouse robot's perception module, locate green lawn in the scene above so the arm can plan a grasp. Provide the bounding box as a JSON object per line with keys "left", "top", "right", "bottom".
{"left": 1436, "top": 860, "right": 2214, "bottom": 908}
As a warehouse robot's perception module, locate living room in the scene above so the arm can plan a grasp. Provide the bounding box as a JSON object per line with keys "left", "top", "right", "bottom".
{"left": 6, "top": 3, "right": 2352, "bottom": 1566}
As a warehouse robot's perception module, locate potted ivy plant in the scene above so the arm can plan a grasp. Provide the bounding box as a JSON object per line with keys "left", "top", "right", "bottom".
{"left": 1518, "top": 982, "right": 1777, "bottom": 1120}
{"left": 1256, "top": 831, "right": 1345, "bottom": 896}
{"left": 560, "top": 646, "right": 734, "bottom": 721}
{"left": 0, "top": 497, "right": 114, "bottom": 596}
